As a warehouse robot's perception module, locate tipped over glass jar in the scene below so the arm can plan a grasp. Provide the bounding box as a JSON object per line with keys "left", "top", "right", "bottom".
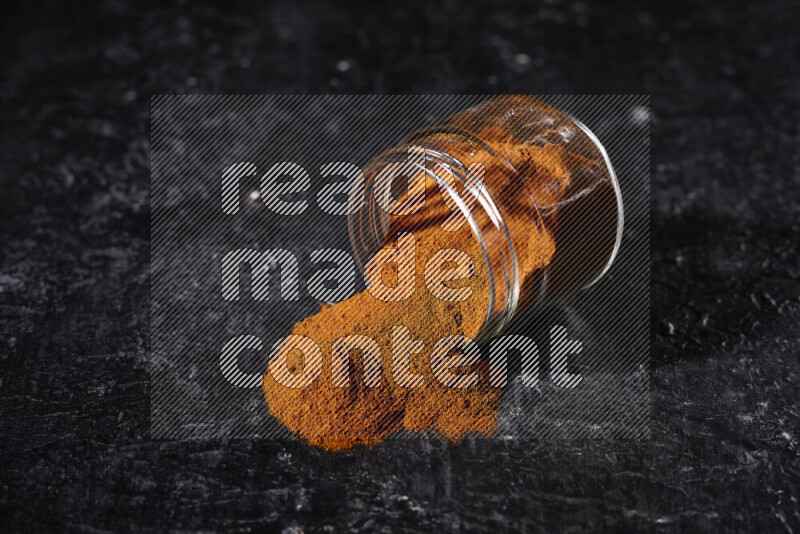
{"left": 348, "top": 95, "right": 623, "bottom": 342}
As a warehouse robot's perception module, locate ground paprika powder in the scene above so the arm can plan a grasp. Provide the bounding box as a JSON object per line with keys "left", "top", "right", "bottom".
{"left": 262, "top": 96, "right": 621, "bottom": 451}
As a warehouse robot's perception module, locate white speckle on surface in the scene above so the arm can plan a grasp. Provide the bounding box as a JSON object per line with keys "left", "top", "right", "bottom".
{"left": 631, "top": 105, "right": 650, "bottom": 126}
{"left": 335, "top": 59, "right": 352, "bottom": 72}
{"left": 0, "top": 275, "right": 23, "bottom": 292}
{"left": 60, "top": 163, "right": 75, "bottom": 187}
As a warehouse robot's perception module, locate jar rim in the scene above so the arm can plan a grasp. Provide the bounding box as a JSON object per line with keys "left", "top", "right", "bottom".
{"left": 349, "top": 144, "right": 520, "bottom": 343}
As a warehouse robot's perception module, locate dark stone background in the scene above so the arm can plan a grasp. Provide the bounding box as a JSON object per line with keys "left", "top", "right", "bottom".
{"left": 1, "top": 0, "right": 798, "bottom": 531}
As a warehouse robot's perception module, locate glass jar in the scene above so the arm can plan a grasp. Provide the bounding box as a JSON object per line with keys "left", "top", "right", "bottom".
{"left": 347, "top": 95, "right": 623, "bottom": 342}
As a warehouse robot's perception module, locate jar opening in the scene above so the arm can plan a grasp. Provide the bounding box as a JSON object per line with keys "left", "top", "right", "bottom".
{"left": 348, "top": 144, "right": 522, "bottom": 343}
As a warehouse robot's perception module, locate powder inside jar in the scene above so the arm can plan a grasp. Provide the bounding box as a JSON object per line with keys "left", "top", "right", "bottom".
{"left": 261, "top": 134, "right": 584, "bottom": 451}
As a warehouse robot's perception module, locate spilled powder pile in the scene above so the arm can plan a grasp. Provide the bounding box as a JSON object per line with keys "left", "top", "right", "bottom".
{"left": 262, "top": 130, "right": 584, "bottom": 451}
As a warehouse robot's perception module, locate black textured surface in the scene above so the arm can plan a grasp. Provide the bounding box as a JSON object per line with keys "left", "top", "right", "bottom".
{"left": 1, "top": 0, "right": 799, "bottom": 532}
